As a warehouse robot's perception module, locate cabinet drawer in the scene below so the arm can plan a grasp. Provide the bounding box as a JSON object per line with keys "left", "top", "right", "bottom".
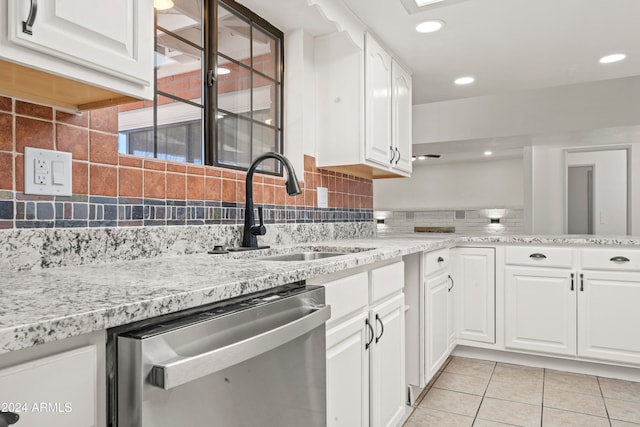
{"left": 324, "top": 272, "right": 368, "bottom": 326}
{"left": 370, "top": 261, "right": 404, "bottom": 303}
{"left": 424, "top": 248, "right": 449, "bottom": 276}
{"left": 505, "top": 246, "right": 574, "bottom": 268}
{"left": 581, "top": 248, "right": 640, "bottom": 271}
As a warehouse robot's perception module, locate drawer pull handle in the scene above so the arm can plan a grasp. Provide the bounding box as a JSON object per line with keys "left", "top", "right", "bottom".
{"left": 22, "top": 0, "right": 38, "bottom": 35}
{"left": 610, "top": 256, "right": 630, "bottom": 263}
{"left": 529, "top": 253, "right": 547, "bottom": 259}
{"left": 365, "top": 318, "right": 374, "bottom": 350}
{"left": 448, "top": 274, "right": 454, "bottom": 292}
{"left": 375, "top": 314, "right": 384, "bottom": 343}
{"left": 437, "top": 256, "right": 444, "bottom": 263}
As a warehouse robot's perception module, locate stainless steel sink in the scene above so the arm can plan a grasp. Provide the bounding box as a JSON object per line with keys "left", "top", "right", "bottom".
{"left": 256, "top": 251, "right": 348, "bottom": 261}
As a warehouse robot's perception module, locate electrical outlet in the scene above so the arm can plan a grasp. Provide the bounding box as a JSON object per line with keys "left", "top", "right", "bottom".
{"left": 35, "top": 173, "right": 48, "bottom": 185}
{"left": 24, "top": 147, "right": 72, "bottom": 196}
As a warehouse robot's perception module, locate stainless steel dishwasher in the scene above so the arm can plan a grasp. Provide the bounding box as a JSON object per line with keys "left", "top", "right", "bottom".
{"left": 109, "top": 283, "right": 330, "bottom": 427}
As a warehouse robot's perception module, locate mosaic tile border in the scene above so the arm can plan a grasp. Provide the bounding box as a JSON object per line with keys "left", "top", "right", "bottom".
{"left": 0, "top": 191, "right": 373, "bottom": 229}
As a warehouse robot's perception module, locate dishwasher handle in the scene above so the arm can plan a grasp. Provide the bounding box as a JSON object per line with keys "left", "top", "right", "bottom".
{"left": 150, "top": 304, "right": 331, "bottom": 390}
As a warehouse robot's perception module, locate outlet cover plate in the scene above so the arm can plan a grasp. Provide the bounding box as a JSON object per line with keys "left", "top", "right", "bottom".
{"left": 24, "top": 147, "right": 72, "bottom": 196}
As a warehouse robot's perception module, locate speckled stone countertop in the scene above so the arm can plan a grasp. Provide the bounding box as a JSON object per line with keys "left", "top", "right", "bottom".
{"left": 2, "top": 233, "right": 640, "bottom": 355}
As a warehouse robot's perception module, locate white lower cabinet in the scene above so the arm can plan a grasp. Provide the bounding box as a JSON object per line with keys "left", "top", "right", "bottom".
{"left": 0, "top": 331, "right": 105, "bottom": 427}
{"left": 453, "top": 248, "right": 495, "bottom": 344}
{"left": 578, "top": 271, "right": 640, "bottom": 365}
{"left": 370, "top": 293, "right": 405, "bottom": 427}
{"left": 425, "top": 271, "right": 453, "bottom": 379}
{"left": 323, "top": 261, "right": 406, "bottom": 427}
{"left": 327, "top": 311, "right": 370, "bottom": 427}
{"left": 504, "top": 266, "right": 576, "bottom": 355}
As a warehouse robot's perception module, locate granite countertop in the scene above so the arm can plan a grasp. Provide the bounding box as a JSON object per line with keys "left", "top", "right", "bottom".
{"left": 3, "top": 233, "right": 640, "bottom": 355}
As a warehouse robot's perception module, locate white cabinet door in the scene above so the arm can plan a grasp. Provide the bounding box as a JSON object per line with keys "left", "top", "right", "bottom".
{"left": 326, "top": 312, "right": 370, "bottom": 427}
{"left": 0, "top": 345, "right": 98, "bottom": 427}
{"left": 447, "top": 273, "right": 456, "bottom": 351}
{"left": 578, "top": 271, "right": 640, "bottom": 365}
{"left": 370, "top": 293, "right": 405, "bottom": 427}
{"left": 8, "top": 0, "right": 152, "bottom": 86}
{"left": 454, "top": 248, "right": 496, "bottom": 344}
{"left": 391, "top": 60, "right": 412, "bottom": 174}
{"left": 365, "top": 33, "right": 392, "bottom": 167}
{"left": 505, "top": 267, "right": 576, "bottom": 356}
{"left": 425, "top": 272, "right": 450, "bottom": 379}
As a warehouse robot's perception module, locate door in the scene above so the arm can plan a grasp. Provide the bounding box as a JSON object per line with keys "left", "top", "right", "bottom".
{"left": 365, "top": 33, "right": 392, "bottom": 167}
{"left": 370, "top": 293, "right": 405, "bottom": 427}
{"left": 447, "top": 273, "right": 456, "bottom": 350}
{"left": 454, "top": 248, "right": 496, "bottom": 344}
{"left": 326, "top": 312, "right": 370, "bottom": 427}
{"left": 391, "top": 61, "right": 412, "bottom": 174}
{"left": 8, "top": 0, "right": 152, "bottom": 86}
{"left": 505, "top": 267, "right": 576, "bottom": 356}
{"left": 578, "top": 271, "right": 640, "bottom": 365}
{"left": 567, "top": 165, "right": 593, "bottom": 234}
{"left": 425, "top": 272, "right": 449, "bottom": 379}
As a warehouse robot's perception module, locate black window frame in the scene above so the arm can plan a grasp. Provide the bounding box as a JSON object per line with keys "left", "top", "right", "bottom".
{"left": 205, "top": 0, "right": 285, "bottom": 176}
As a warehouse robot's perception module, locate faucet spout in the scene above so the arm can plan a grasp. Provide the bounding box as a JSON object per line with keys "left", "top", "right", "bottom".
{"left": 242, "top": 152, "right": 302, "bottom": 248}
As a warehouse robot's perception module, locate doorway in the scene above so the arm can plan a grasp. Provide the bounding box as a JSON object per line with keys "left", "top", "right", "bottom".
{"left": 567, "top": 166, "right": 593, "bottom": 234}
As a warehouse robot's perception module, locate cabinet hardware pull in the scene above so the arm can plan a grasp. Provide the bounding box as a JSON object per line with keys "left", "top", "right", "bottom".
{"left": 570, "top": 273, "right": 574, "bottom": 291}
{"left": 529, "top": 253, "right": 547, "bottom": 259}
{"left": 389, "top": 146, "right": 396, "bottom": 164}
{"left": 448, "top": 274, "right": 454, "bottom": 292}
{"left": 580, "top": 273, "right": 584, "bottom": 292}
{"left": 437, "top": 256, "right": 444, "bottom": 263}
{"left": 365, "top": 318, "right": 374, "bottom": 350}
{"left": 395, "top": 147, "right": 401, "bottom": 165}
{"left": 375, "top": 314, "right": 384, "bottom": 343}
{"left": 610, "top": 256, "right": 630, "bottom": 263}
{"left": 22, "top": 0, "right": 38, "bottom": 35}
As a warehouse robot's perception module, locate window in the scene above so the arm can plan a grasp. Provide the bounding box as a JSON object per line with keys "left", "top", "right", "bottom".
{"left": 118, "top": 0, "right": 284, "bottom": 173}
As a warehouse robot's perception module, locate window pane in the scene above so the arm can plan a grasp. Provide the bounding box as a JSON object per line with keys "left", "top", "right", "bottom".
{"left": 126, "top": 129, "right": 154, "bottom": 158}
{"left": 157, "top": 96, "right": 203, "bottom": 163}
{"left": 156, "top": 0, "right": 203, "bottom": 47}
{"left": 218, "top": 5, "right": 250, "bottom": 64}
{"left": 252, "top": 122, "right": 279, "bottom": 173}
{"left": 252, "top": 73, "right": 278, "bottom": 125}
{"left": 252, "top": 25, "right": 278, "bottom": 81}
{"left": 156, "top": 32, "right": 203, "bottom": 103}
{"left": 217, "top": 115, "right": 252, "bottom": 169}
{"left": 218, "top": 56, "right": 251, "bottom": 119}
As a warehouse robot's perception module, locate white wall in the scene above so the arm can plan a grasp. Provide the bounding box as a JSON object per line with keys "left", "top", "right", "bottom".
{"left": 413, "top": 75, "right": 640, "bottom": 145}
{"left": 567, "top": 150, "right": 627, "bottom": 235}
{"left": 373, "top": 157, "right": 524, "bottom": 210}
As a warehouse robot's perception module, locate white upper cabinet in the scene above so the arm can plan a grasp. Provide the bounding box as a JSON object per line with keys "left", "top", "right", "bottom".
{"left": 391, "top": 60, "right": 412, "bottom": 174}
{"left": 364, "top": 33, "right": 393, "bottom": 167}
{"left": 315, "top": 31, "right": 412, "bottom": 179}
{"left": 0, "top": 0, "right": 154, "bottom": 111}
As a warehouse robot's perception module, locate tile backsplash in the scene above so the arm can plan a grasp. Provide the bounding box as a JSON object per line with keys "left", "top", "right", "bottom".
{"left": 376, "top": 208, "right": 525, "bottom": 235}
{"left": 0, "top": 97, "right": 373, "bottom": 229}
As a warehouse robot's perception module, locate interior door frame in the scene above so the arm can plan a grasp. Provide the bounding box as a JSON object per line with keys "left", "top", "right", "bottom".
{"left": 563, "top": 145, "right": 630, "bottom": 235}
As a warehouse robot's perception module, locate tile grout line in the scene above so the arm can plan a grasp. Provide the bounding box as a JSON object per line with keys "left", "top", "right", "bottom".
{"left": 596, "top": 376, "right": 613, "bottom": 427}
{"left": 540, "top": 368, "right": 545, "bottom": 427}
{"left": 470, "top": 360, "right": 497, "bottom": 426}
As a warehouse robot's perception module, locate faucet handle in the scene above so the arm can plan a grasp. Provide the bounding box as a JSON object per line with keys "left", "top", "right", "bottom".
{"left": 250, "top": 206, "right": 266, "bottom": 236}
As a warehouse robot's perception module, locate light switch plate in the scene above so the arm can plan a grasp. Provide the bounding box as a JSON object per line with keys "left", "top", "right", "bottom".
{"left": 317, "top": 187, "right": 328, "bottom": 208}
{"left": 24, "top": 147, "right": 72, "bottom": 196}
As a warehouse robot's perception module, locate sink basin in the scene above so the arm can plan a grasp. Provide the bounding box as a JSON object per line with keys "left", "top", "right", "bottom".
{"left": 256, "top": 251, "right": 348, "bottom": 261}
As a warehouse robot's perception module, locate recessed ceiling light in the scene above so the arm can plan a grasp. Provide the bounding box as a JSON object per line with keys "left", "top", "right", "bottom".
{"left": 217, "top": 67, "right": 231, "bottom": 75}
{"left": 415, "top": 20, "right": 445, "bottom": 33}
{"left": 454, "top": 76, "right": 475, "bottom": 85}
{"left": 599, "top": 53, "right": 626, "bottom": 64}
{"left": 484, "top": 151, "right": 493, "bottom": 156}
{"left": 414, "top": 0, "right": 446, "bottom": 6}
{"left": 418, "top": 155, "right": 426, "bottom": 160}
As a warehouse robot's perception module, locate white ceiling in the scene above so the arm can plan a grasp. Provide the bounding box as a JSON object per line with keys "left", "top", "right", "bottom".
{"left": 340, "top": 0, "right": 640, "bottom": 104}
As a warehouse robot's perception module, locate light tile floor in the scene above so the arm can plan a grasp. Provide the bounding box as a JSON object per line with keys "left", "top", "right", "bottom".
{"left": 404, "top": 356, "right": 640, "bottom": 427}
